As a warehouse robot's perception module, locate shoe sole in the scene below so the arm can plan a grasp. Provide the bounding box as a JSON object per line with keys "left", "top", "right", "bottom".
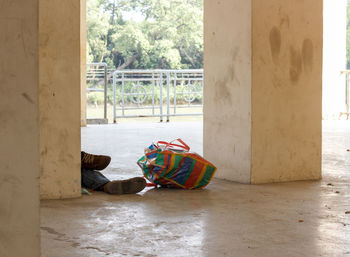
{"left": 105, "top": 177, "right": 146, "bottom": 194}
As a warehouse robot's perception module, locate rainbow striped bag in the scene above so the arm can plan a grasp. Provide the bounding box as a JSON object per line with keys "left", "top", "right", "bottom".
{"left": 137, "top": 139, "right": 217, "bottom": 189}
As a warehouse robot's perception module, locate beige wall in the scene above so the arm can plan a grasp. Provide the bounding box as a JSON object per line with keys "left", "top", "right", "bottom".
{"left": 251, "top": 0, "right": 323, "bottom": 183}
{"left": 204, "top": 0, "right": 252, "bottom": 183}
{"left": 0, "top": 1, "right": 40, "bottom": 256}
{"left": 39, "top": 0, "right": 82, "bottom": 199}
{"left": 204, "top": 0, "right": 323, "bottom": 184}
{"left": 81, "top": 0, "right": 87, "bottom": 127}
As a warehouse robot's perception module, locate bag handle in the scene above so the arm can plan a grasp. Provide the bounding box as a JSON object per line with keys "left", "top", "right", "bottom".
{"left": 157, "top": 138, "right": 190, "bottom": 152}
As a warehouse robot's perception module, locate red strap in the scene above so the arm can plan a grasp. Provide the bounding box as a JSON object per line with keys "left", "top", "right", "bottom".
{"left": 157, "top": 139, "right": 190, "bottom": 151}
{"left": 176, "top": 139, "right": 190, "bottom": 151}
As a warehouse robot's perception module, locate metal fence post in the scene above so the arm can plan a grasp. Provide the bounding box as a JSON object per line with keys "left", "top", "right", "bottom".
{"left": 113, "top": 71, "right": 117, "bottom": 123}
{"left": 121, "top": 73, "right": 125, "bottom": 117}
{"left": 152, "top": 72, "right": 155, "bottom": 116}
{"left": 103, "top": 64, "right": 107, "bottom": 120}
{"left": 97, "top": 69, "right": 203, "bottom": 121}
{"left": 159, "top": 72, "right": 163, "bottom": 122}
{"left": 339, "top": 71, "right": 350, "bottom": 120}
{"left": 346, "top": 73, "right": 350, "bottom": 118}
{"left": 86, "top": 62, "right": 108, "bottom": 124}
{"left": 174, "top": 71, "right": 177, "bottom": 115}
{"left": 166, "top": 72, "right": 170, "bottom": 122}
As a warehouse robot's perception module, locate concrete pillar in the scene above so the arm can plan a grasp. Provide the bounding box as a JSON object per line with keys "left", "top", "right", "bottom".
{"left": 81, "top": 0, "right": 87, "bottom": 127}
{"left": 39, "top": 0, "right": 82, "bottom": 199}
{"left": 204, "top": 0, "right": 323, "bottom": 184}
{"left": 323, "top": 0, "right": 347, "bottom": 119}
{"left": 0, "top": 0, "right": 40, "bottom": 256}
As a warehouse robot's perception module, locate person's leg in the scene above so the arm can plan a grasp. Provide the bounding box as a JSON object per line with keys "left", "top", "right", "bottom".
{"left": 81, "top": 152, "right": 147, "bottom": 194}
{"left": 81, "top": 168, "right": 146, "bottom": 194}
{"left": 81, "top": 168, "right": 110, "bottom": 191}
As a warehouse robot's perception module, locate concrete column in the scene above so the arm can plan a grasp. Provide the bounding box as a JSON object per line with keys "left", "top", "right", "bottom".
{"left": 81, "top": 0, "right": 87, "bottom": 127}
{"left": 39, "top": 0, "right": 82, "bottom": 199}
{"left": 204, "top": 0, "right": 323, "bottom": 184}
{"left": 0, "top": 0, "right": 40, "bottom": 256}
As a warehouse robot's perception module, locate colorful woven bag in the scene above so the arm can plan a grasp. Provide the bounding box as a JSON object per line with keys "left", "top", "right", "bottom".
{"left": 137, "top": 139, "right": 217, "bottom": 189}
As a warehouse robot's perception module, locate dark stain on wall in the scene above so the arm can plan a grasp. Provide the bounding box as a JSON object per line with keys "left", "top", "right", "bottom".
{"left": 302, "top": 39, "right": 314, "bottom": 73}
{"left": 214, "top": 79, "right": 232, "bottom": 105}
{"left": 280, "top": 15, "right": 290, "bottom": 28}
{"left": 269, "top": 26, "right": 281, "bottom": 64}
{"left": 228, "top": 47, "right": 239, "bottom": 81}
{"left": 41, "top": 147, "right": 48, "bottom": 156}
{"left": 289, "top": 46, "right": 302, "bottom": 83}
{"left": 21, "top": 92, "right": 34, "bottom": 104}
{"left": 214, "top": 48, "right": 241, "bottom": 105}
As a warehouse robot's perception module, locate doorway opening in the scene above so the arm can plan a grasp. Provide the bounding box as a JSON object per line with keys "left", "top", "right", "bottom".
{"left": 322, "top": 0, "right": 350, "bottom": 185}
{"left": 82, "top": 0, "right": 204, "bottom": 180}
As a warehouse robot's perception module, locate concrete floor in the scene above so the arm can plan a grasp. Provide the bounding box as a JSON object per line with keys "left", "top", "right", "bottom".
{"left": 41, "top": 121, "right": 350, "bottom": 257}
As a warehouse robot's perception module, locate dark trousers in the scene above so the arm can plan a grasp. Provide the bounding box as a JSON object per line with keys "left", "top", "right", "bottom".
{"left": 81, "top": 168, "right": 110, "bottom": 190}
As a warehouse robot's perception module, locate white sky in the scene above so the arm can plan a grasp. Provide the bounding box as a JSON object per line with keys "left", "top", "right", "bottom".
{"left": 122, "top": 10, "right": 146, "bottom": 22}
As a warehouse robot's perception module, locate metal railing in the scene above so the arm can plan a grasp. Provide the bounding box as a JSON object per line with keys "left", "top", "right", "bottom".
{"left": 112, "top": 69, "right": 203, "bottom": 122}
{"left": 340, "top": 70, "right": 350, "bottom": 119}
{"left": 86, "top": 63, "right": 108, "bottom": 120}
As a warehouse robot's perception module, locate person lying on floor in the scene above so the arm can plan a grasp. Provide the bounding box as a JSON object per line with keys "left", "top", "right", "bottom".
{"left": 81, "top": 151, "right": 146, "bottom": 194}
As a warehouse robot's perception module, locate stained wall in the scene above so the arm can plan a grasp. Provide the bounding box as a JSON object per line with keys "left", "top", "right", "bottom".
{"left": 81, "top": 0, "right": 87, "bottom": 127}
{"left": 204, "top": 0, "right": 252, "bottom": 183}
{"left": 0, "top": 0, "right": 40, "bottom": 256}
{"left": 251, "top": 0, "right": 323, "bottom": 183}
{"left": 39, "top": 0, "right": 82, "bottom": 199}
{"left": 204, "top": 0, "right": 323, "bottom": 183}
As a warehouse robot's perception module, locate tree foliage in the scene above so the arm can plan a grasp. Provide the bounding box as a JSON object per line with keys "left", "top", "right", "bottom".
{"left": 87, "top": 0, "right": 203, "bottom": 69}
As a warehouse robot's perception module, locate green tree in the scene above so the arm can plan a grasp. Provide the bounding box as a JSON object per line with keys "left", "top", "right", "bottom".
{"left": 86, "top": 0, "right": 203, "bottom": 69}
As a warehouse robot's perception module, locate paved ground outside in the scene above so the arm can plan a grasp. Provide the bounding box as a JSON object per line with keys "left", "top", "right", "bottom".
{"left": 81, "top": 121, "right": 203, "bottom": 180}
{"left": 41, "top": 120, "right": 350, "bottom": 257}
{"left": 86, "top": 104, "right": 203, "bottom": 124}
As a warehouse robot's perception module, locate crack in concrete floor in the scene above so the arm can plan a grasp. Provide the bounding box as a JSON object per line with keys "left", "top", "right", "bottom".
{"left": 41, "top": 121, "right": 350, "bottom": 257}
